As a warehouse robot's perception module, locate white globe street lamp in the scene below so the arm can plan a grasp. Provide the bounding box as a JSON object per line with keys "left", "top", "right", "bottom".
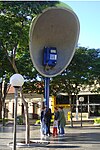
{"left": 10, "top": 74, "right": 24, "bottom": 150}
{"left": 10, "top": 73, "right": 24, "bottom": 87}
{"left": 79, "top": 97, "right": 84, "bottom": 103}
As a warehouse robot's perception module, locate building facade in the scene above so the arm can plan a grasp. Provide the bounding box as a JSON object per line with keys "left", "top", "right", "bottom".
{"left": 5, "top": 86, "right": 44, "bottom": 119}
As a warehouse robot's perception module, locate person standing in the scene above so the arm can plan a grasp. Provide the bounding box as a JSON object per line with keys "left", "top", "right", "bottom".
{"left": 53, "top": 107, "right": 59, "bottom": 136}
{"left": 58, "top": 106, "right": 66, "bottom": 136}
{"left": 40, "top": 106, "right": 45, "bottom": 136}
{"left": 44, "top": 107, "right": 52, "bottom": 136}
{"left": 53, "top": 119, "right": 58, "bottom": 137}
{"left": 40, "top": 106, "right": 48, "bottom": 136}
{"left": 54, "top": 107, "right": 59, "bottom": 121}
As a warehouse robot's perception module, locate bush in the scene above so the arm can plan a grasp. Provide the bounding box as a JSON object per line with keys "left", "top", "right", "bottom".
{"left": 0, "top": 118, "right": 9, "bottom": 123}
{"left": 17, "top": 116, "right": 23, "bottom": 125}
{"left": 94, "top": 118, "right": 100, "bottom": 124}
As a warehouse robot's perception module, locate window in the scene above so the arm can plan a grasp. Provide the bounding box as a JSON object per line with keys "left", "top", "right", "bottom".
{"left": 56, "top": 95, "right": 69, "bottom": 104}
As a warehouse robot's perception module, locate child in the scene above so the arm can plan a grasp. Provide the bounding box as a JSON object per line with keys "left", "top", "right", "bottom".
{"left": 53, "top": 120, "right": 58, "bottom": 137}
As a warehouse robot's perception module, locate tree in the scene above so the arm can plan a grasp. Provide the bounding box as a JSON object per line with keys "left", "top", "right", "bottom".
{"left": 0, "top": 1, "right": 59, "bottom": 78}
{"left": 50, "top": 47, "right": 100, "bottom": 126}
{"left": 50, "top": 47, "right": 98, "bottom": 94}
{"left": 0, "top": 1, "right": 59, "bottom": 94}
{"left": 0, "top": 1, "right": 59, "bottom": 143}
{"left": 87, "top": 48, "right": 100, "bottom": 93}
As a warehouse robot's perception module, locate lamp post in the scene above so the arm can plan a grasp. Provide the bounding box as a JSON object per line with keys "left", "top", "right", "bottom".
{"left": 76, "top": 98, "right": 79, "bottom": 121}
{"left": 79, "top": 97, "right": 84, "bottom": 127}
{"left": 10, "top": 74, "right": 24, "bottom": 150}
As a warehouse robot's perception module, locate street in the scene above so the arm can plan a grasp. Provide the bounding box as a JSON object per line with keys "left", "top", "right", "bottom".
{"left": 0, "top": 123, "right": 100, "bottom": 150}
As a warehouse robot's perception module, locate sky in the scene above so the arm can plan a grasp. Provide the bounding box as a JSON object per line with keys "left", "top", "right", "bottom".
{"left": 61, "top": 1, "right": 100, "bottom": 49}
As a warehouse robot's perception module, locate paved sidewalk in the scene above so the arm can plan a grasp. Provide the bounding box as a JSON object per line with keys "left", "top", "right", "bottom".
{"left": 0, "top": 123, "right": 100, "bottom": 150}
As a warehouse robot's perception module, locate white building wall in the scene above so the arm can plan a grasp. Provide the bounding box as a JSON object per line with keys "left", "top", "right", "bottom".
{"left": 8, "top": 100, "right": 13, "bottom": 119}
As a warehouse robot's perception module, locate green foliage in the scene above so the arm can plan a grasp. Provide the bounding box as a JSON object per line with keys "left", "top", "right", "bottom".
{"left": 50, "top": 47, "right": 100, "bottom": 96}
{"left": 94, "top": 118, "right": 100, "bottom": 124}
{"left": 17, "top": 115, "right": 24, "bottom": 125}
{"left": 0, "top": 1, "right": 100, "bottom": 97}
{"left": 0, "top": 1, "right": 59, "bottom": 85}
{"left": 0, "top": 118, "right": 9, "bottom": 123}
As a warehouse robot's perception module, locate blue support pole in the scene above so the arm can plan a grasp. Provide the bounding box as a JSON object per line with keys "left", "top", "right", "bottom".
{"left": 44, "top": 77, "right": 50, "bottom": 109}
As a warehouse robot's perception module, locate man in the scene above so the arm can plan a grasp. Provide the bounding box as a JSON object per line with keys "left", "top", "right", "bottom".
{"left": 58, "top": 106, "right": 66, "bottom": 136}
{"left": 44, "top": 107, "right": 52, "bottom": 136}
